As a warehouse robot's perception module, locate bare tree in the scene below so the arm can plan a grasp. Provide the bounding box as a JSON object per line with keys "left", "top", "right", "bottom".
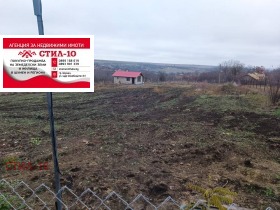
{"left": 219, "top": 60, "right": 244, "bottom": 82}
{"left": 158, "top": 71, "right": 167, "bottom": 82}
{"left": 267, "top": 67, "right": 280, "bottom": 105}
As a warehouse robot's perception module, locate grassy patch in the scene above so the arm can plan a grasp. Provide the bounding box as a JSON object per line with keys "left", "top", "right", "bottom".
{"left": 264, "top": 187, "right": 275, "bottom": 198}
{"left": 0, "top": 156, "right": 20, "bottom": 166}
{"left": 275, "top": 108, "right": 280, "bottom": 117}
{"left": 219, "top": 129, "right": 256, "bottom": 140}
{"left": 192, "top": 95, "right": 252, "bottom": 113}
{"left": 0, "top": 180, "right": 27, "bottom": 210}
{"left": 0, "top": 194, "right": 26, "bottom": 210}
{"left": 158, "top": 98, "right": 178, "bottom": 108}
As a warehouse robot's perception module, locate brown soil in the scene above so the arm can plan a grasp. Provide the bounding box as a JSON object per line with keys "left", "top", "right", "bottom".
{"left": 0, "top": 83, "right": 279, "bottom": 209}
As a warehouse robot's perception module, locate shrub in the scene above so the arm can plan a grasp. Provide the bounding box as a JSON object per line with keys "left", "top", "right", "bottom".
{"left": 185, "top": 184, "right": 237, "bottom": 210}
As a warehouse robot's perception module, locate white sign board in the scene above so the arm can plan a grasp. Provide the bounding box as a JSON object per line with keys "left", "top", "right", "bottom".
{"left": 0, "top": 35, "right": 94, "bottom": 92}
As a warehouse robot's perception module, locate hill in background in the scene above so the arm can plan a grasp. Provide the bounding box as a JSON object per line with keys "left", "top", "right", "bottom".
{"left": 95, "top": 59, "right": 219, "bottom": 73}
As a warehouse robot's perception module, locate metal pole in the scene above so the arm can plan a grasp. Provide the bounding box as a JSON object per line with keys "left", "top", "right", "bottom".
{"left": 36, "top": 15, "right": 44, "bottom": 35}
{"left": 32, "top": 1, "right": 62, "bottom": 209}
{"left": 46, "top": 93, "right": 62, "bottom": 210}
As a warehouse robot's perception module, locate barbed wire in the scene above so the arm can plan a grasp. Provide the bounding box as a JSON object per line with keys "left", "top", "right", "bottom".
{"left": 0, "top": 179, "right": 275, "bottom": 210}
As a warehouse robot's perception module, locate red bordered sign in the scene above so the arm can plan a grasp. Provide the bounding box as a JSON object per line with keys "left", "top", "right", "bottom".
{"left": 0, "top": 35, "right": 94, "bottom": 92}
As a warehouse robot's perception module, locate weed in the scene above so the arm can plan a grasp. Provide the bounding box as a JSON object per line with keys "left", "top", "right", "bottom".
{"left": 30, "top": 137, "right": 42, "bottom": 146}
{"left": 185, "top": 184, "right": 237, "bottom": 210}
{"left": 1, "top": 156, "right": 20, "bottom": 166}
{"left": 0, "top": 194, "right": 26, "bottom": 210}
{"left": 264, "top": 187, "right": 275, "bottom": 198}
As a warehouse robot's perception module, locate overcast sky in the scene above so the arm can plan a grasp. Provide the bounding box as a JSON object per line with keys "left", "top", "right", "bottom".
{"left": 1, "top": 0, "right": 279, "bottom": 68}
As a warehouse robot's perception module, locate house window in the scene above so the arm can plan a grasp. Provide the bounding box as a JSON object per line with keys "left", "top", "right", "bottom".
{"left": 137, "top": 76, "right": 141, "bottom": 82}
{"left": 126, "top": 77, "right": 130, "bottom": 81}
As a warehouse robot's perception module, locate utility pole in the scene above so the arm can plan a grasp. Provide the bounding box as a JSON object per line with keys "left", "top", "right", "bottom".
{"left": 32, "top": 1, "right": 62, "bottom": 209}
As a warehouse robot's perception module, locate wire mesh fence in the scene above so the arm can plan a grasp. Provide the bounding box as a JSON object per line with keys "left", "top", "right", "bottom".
{"left": 0, "top": 179, "right": 275, "bottom": 210}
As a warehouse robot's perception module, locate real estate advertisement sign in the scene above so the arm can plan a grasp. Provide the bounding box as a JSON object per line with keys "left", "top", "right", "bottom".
{"left": 0, "top": 35, "right": 94, "bottom": 92}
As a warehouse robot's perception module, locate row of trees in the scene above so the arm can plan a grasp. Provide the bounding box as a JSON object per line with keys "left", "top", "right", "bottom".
{"left": 94, "top": 64, "right": 182, "bottom": 83}
{"left": 94, "top": 61, "right": 280, "bottom": 104}
{"left": 95, "top": 60, "right": 280, "bottom": 84}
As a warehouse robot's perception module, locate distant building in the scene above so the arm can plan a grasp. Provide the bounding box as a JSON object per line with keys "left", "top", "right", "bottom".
{"left": 247, "top": 72, "right": 265, "bottom": 81}
{"left": 239, "top": 71, "right": 266, "bottom": 86}
{"left": 112, "top": 70, "right": 144, "bottom": 85}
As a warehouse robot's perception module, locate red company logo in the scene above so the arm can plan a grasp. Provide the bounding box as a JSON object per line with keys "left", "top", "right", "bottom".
{"left": 18, "top": 50, "right": 36, "bottom": 58}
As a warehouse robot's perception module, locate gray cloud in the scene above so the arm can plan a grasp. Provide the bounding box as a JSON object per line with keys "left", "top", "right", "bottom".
{"left": 1, "top": 0, "right": 279, "bottom": 68}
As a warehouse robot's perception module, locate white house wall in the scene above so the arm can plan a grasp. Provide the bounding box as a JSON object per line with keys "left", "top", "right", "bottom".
{"left": 135, "top": 76, "right": 143, "bottom": 84}
{"left": 114, "top": 76, "right": 144, "bottom": 85}
{"left": 114, "top": 77, "right": 132, "bottom": 84}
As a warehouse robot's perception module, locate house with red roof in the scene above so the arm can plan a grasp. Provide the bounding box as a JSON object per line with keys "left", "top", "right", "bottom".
{"left": 112, "top": 70, "right": 144, "bottom": 85}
